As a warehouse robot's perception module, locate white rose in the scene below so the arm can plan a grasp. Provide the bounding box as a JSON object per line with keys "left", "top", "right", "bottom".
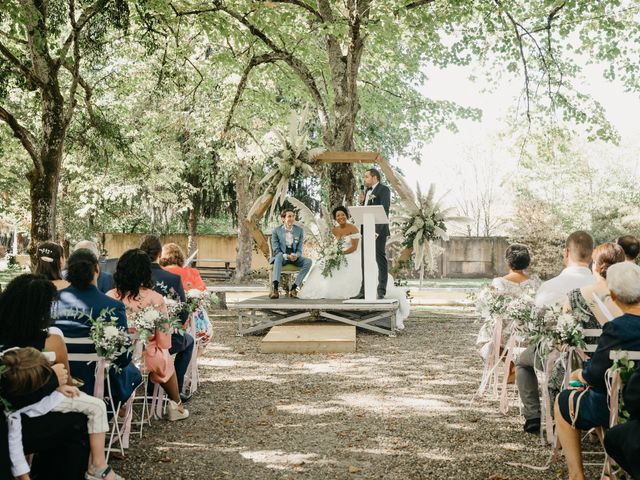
{"left": 187, "top": 288, "right": 202, "bottom": 299}
{"left": 143, "top": 309, "right": 160, "bottom": 323}
{"left": 164, "top": 298, "right": 178, "bottom": 307}
{"left": 103, "top": 325, "right": 120, "bottom": 339}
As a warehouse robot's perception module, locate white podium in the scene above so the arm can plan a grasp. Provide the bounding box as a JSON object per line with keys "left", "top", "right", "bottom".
{"left": 345, "top": 205, "right": 392, "bottom": 303}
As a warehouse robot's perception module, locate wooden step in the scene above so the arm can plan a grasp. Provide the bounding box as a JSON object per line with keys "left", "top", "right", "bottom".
{"left": 260, "top": 324, "right": 356, "bottom": 354}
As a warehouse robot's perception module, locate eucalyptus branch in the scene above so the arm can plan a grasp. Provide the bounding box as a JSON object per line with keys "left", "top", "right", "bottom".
{"left": 0, "top": 105, "right": 41, "bottom": 171}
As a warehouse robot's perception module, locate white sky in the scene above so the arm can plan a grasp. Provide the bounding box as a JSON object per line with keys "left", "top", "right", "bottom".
{"left": 395, "top": 61, "right": 640, "bottom": 232}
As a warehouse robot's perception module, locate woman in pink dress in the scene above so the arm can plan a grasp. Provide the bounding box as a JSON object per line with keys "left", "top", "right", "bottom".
{"left": 107, "top": 249, "right": 188, "bottom": 422}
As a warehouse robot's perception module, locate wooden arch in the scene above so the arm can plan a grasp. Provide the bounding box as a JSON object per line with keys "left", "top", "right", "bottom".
{"left": 245, "top": 151, "right": 415, "bottom": 258}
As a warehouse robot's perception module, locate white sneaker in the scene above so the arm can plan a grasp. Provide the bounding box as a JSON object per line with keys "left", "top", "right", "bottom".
{"left": 167, "top": 400, "right": 189, "bottom": 421}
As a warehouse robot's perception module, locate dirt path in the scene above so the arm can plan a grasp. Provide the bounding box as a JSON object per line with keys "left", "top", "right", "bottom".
{"left": 118, "top": 309, "right": 597, "bottom": 479}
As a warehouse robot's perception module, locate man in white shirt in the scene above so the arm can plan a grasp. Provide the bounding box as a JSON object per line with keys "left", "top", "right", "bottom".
{"left": 516, "top": 230, "right": 596, "bottom": 434}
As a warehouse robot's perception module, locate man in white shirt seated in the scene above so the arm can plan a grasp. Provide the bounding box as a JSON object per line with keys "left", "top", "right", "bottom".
{"left": 516, "top": 230, "right": 596, "bottom": 434}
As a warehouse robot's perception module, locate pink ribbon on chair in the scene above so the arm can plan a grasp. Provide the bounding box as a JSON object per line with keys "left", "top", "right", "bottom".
{"left": 607, "top": 369, "right": 622, "bottom": 427}
{"left": 150, "top": 382, "right": 164, "bottom": 420}
{"left": 498, "top": 329, "right": 521, "bottom": 414}
{"left": 539, "top": 348, "right": 562, "bottom": 444}
{"left": 93, "top": 358, "right": 108, "bottom": 399}
{"left": 119, "top": 395, "right": 135, "bottom": 449}
{"left": 476, "top": 316, "right": 503, "bottom": 399}
{"left": 181, "top": 311, "right": 199, "bottom": 396}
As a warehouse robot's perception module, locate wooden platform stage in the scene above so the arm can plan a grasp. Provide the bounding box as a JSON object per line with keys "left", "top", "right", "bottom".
{"left": 229, "top": 296, "right": 399, "bottom": 337}
{"left": 261, "top": 324, "right": 356, "bottom": 354}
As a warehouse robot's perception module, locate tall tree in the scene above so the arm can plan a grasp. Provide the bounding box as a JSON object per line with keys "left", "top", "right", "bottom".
{"left": 171, "top": 0, "right": 480, "bottom": 207}
{"left": 0, "top": 0, "right": 127, "bottom": 258}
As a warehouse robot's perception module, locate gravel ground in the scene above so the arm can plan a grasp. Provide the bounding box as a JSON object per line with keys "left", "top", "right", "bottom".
{"left": 117, "top": 308, "right": 601, "bottom": 480}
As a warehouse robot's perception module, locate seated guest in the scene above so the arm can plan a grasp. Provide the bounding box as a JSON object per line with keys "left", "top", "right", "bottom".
{"left": 0, "top": 276, "right": 90, "bottom": 480}
{"left": 34, "top": 241, "right": 70, "bottom": 290}
{"left": 140, "top": 235, "right": 193, "bottom": 401}
{"left": 563, "top": 242, "right": 625, "bottom": 332}
{"left": 52, "top": 249, "right": 141, "bottom": 406}
{"left": 1, "top": 405, "right": 90, "bottom": 479}
{"left": 604, "top": 369, "right": 640, "bottom": 479}
{"left": 554, "top": 262, "right": 640, "bottom": 480}
{"left": 0, "top": 273, "right": 72, "bottom": 379}
{"left": 72, "top": 240, "right": 114, "bottom": 293}
{"left": 618, "top": 234, "right": 640, "bottom": 264}
{"left": 476, "top": 244, "right": 541, "bottom": 360}
{"left": 517, "top": 231, "right": 597, "bottom": 434}
{"left": 159, "top": 243, "right": 207, "bottom": 291}
{"left": 0, "top": 347, "right": 123, "bottom": 480}
{"left": 107, "top": 249, "right": 189, "bottom": 421}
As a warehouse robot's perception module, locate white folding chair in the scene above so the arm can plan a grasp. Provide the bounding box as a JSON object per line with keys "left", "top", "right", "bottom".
{"left": 64, "top": 336, "right": 131, "bottom": 460}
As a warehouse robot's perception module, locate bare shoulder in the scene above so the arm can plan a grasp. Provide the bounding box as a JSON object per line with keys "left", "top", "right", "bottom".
{"left": 347, "top": 224, "right": 359, "bottom": 234}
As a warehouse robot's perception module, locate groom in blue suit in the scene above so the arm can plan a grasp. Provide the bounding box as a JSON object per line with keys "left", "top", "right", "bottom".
{"left": 270, "top": 209, "right": 312, "bottom": 299}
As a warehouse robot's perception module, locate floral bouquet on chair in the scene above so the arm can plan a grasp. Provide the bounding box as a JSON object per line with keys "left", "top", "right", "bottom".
{"left": 89, "top": 308, "right": 131, "bottom": 371}
{"left": 129, "top": 306, "right": 173, "bottom": 347}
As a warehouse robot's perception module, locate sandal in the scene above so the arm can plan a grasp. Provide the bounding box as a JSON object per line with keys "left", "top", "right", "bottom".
{"left": 85, "top": 465, "right": 124, "bottom": 480}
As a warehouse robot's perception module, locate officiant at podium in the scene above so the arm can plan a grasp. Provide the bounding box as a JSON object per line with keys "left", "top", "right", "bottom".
{"left": 352, "top": 168, "right": 391, "bottom": 300}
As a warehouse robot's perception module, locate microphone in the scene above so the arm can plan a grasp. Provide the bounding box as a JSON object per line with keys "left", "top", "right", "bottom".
{"left": 359, "top": 184, "right": 365, "bottom": 194}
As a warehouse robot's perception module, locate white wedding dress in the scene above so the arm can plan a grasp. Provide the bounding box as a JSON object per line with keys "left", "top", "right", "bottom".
{"left": 298, "top": 232, "right": 410, "bottom": 329}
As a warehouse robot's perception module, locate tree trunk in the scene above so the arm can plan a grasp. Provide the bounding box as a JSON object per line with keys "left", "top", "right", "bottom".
{"left": 27, "top": 161, "right": 61, "bottom": 264}
{"left": 235, "top": 167, "right": 254, "bottom": 281}
{"left": 187, "top": 206, "right": 199, "bottom": 257}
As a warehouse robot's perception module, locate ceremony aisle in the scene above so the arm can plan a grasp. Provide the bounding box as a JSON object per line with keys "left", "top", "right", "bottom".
{"left": 119, "top": 307, "right": 600, "bottom": 479}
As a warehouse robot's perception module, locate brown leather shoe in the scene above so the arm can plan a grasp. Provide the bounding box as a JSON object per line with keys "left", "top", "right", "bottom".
{"left": 288, "top": 287, "right": 298, "bottom": 298}
{"left": 269, "top": 287, "right": 279, "bottom": 299}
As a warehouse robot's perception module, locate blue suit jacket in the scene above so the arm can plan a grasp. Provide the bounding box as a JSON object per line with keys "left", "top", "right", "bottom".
{"left": 97, "top": 271, "right": 114, "bottom": 293}
{"left": 583, "top": 313, "right": 640, "bottom": 392}
{"left": 52, "top": 285, "right": 141, "bottom": 404}
{"left": 270, "top": 224, "right": 304, "bottom": 264}
{"left": 62, "top": 270, "right": 114, "bottom": 294}
{"left": 150, "top": 263, "right": 187, "bottom": 324}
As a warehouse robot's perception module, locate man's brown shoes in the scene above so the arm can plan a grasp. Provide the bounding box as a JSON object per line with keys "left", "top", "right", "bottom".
{"left": 288, "top": 287, "right": 299, "bottom": 298}
{"left": 269, "top": 287, "right": 279, "bottom": 299}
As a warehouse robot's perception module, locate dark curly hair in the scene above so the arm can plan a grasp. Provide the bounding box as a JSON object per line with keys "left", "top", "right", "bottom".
{"left": 34, "top": 241, "right": 64, "bottom": 281}
{"left": 0, "top": 274, "right": 57, "bottom": 347}
{"left": 332, "top": 206, "right": 350, "bottom": 219}
{"left": 505, "top": 244, "right": 531, "bottom": 271}
{"left": 140, "top": 235, "right": 162, "bottom": 262}
{"left": 66, "top": 249, "right": 98, "bottom": 289}
{"left": 113, "top": 249, "right": 154, "bottom": 300}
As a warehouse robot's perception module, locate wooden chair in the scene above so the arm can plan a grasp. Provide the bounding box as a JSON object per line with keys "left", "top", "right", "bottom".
{"left": 268, "top": 243, "right": 300, "bottom": 292}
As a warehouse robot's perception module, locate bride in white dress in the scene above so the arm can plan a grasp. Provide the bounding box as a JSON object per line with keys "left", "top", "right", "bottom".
{"left": 298, "top": 206, "right": 410, "bottom": 329}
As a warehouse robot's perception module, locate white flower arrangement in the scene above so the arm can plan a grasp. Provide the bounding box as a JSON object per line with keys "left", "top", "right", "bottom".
{"left": 89, "top": 308, "right": 131, "bottom": 369}
{"left": 129, "top": 305, "right": 170, "bottom": 346}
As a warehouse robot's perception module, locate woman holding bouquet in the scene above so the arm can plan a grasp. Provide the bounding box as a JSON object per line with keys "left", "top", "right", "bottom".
{"left": 107, "top": 249, "right": 188, "bottom": 422}
{"left": 298, "top": 206, "right": 409, "bottom": 329}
